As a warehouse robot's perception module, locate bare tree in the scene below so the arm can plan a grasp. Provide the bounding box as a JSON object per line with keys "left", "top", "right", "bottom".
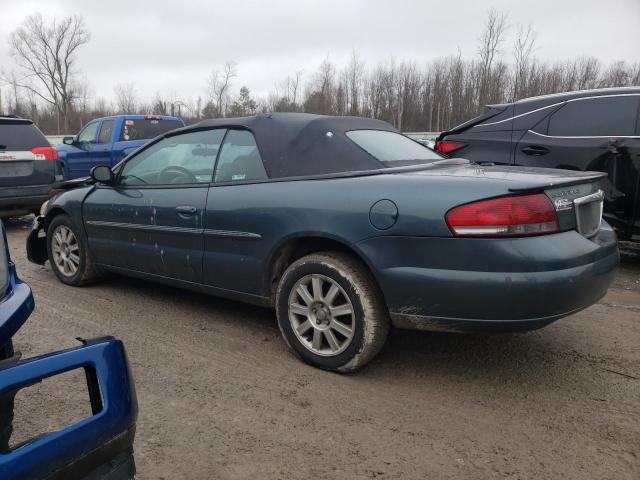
{"left": 512, "top": 24, "right": 536, "bottom": 100}
{"left": 477, "top": 9, "right": 508, "bottom": 108}
{"left": 206, "top": 61, "right": 238, "bottom": 117}
{"left": 4, "top": 14, "right": 89, "bottom": 133}
{"left": 345, "top": 50, "right": 365, "bottom": 115}
{"left": 113, "top": 82, "right": 137, "bottom": 113}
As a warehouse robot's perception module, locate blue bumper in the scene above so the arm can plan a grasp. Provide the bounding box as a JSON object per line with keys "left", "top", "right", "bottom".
{"left": 358, "top": 223, "right": 619, "bottom": 332}
{"left": 0, "top": 338, "right": 138, "bottom": 480}
{"left": 0, "top": 265, "right": 35, "bottom": 347}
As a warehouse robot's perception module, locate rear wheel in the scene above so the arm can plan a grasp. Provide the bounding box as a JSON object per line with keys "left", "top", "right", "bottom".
{"left": 276, "top": 252, "right": 389, "bottom": 373}
{"left": 47, "top": 214, "right": 99, "bottom": 286}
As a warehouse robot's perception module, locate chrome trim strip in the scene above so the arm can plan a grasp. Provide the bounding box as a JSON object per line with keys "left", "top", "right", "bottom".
{"left": 204, "top": 229, "right": 262, "bottom": 240}
{"left": 478, "top": 103, "right": 561, "bottom": 127}
{"left": 474, "top": 93, "right": 640, "bottom": 128}
{"left": 85, "top": 220, "right": 262, "bottom": 240}
{"left": 527, "top": 130, "right": 640, "bottom": 139}
{"left": 86, "top": 220, "right": 202, "bottom": 235}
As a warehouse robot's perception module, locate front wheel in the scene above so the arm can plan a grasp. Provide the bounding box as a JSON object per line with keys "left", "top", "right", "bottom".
{"left": 47, "top": 214, "right": 100, "bottom": 286}
{"left": 276, "top": 252, "right": 389, "bottom": 373}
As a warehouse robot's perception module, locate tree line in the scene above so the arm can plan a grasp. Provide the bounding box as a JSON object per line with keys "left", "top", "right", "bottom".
{"left": 1, "top": 11, "right": 638, "bottom": 135}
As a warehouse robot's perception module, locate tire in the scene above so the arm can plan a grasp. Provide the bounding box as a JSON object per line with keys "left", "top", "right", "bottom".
{"left": 275, "top": 252, "right": 389, "bottom": 373}
{"left": 47, "top": 214, "right": 99, "bottom": 286}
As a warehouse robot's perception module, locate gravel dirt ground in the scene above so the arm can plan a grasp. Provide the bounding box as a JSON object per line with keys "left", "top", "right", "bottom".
{"left": 4, "top": 217, "right": 640, "bottom": 480}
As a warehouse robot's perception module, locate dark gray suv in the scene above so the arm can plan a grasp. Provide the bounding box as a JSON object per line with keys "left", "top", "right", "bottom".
{"left": 0, "top": 117, "right": 62, "bottom": 217}
{"left": 436, "top": 87, "right": 640, "bottom": 241}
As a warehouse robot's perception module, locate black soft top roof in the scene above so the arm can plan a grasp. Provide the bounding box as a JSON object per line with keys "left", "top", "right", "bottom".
{"left": 174, "top": 113, "right": 399, "bottom": 178}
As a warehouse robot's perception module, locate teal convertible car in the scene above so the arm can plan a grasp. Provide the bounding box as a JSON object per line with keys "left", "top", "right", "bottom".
{"left": 27, "top": 113, "right": 618, "bottom": 372}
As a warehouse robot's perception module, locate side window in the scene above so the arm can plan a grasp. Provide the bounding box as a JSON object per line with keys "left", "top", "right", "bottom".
{"left": 119, "top": 129, "right": 226, "bottom": 186}
{"left": 548, "top": 96, "right": 638, "bottom": 137}
{"left": 214, "top": 130, "right": 267, "bottom": 182}
{"left": 97, "top": 120, "right": 115, "bottom": 144}
{"left": 77, "top": 122, "right": 99, "bottom": 144}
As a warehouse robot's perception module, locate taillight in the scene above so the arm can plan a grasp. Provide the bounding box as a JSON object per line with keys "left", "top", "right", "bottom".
{"left": 446, "top": 193, "right": 559, "bottom": 237}
{"left": 32, "top": 147, "right": 59, "bottom": 161}
{"left": 435, "top": 140, "right": 466, "bottom": 155}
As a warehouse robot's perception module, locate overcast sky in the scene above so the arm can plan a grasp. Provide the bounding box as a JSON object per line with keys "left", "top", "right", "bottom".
{"left": 1, "top": 0, "right": 639, "bottom": 106}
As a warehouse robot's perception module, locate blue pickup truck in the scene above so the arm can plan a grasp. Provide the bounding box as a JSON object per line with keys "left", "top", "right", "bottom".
{"left": 57, "top": 115, "right": 184, "bottom": 179}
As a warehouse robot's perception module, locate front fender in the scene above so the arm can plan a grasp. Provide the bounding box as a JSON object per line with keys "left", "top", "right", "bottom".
{"left": 26, "top": 186, "right": 94, "bottom": 266}
{"left": 56, "top": 151, "right": 69, "bottom": 179}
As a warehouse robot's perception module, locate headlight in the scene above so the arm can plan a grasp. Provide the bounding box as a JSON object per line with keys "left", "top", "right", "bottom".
{"left": 39, "top": 200, "right": 49, "bottom": 216}
{"left": 0, "top": 223, "right": 9, "bottom": 299}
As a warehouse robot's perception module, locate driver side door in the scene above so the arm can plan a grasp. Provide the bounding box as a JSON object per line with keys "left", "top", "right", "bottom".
{"left": 65, "top": 121, "right": 100, "bottom": 179}
{"left": 82, "top": 128, "right": 226, "bottom": 283}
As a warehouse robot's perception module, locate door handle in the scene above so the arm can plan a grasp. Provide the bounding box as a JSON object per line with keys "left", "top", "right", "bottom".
{"left": 176, "top": 205, "right": 197, "bottom": 216}
{"left": 521, "top": 145, "right": 550, "bottom": 156}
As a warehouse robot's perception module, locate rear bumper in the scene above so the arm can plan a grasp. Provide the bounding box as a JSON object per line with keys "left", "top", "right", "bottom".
{"left": 358, "top": 223, "right": 619, "bottom": 332}
{"left": 0, "top": 337, "right": 138, "bottom": 480}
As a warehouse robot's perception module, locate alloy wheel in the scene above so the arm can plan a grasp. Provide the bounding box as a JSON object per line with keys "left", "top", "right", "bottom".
{"left": 288, "top": 274, "right": 355, "bottom": 356}
{"left": 51, "top": 225, "right": 80, "bottom": 277}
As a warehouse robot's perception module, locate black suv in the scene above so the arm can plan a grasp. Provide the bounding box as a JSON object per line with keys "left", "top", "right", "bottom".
{"left": 0, "top": 117, "right": 62, "bottom": 218}
{"left": 436, "top": 87, "right": 640, "bottom": 240}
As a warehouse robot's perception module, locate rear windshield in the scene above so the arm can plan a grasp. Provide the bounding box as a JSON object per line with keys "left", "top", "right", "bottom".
{"left": 0, "top": 121, "right": 49, "bottom": 151}
{"left": 120, "top": 119, "right": 183, "bottom": 141}
{"left": 346, "top": 130, "right": 442, "bottom": 167}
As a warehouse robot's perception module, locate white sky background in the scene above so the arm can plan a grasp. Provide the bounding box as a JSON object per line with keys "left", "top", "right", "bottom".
{"left": 0, "top": 0, "right": 639, "bottom": 106}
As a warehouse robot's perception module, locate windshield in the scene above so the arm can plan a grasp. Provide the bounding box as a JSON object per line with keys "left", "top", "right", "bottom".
{"left": 0, "top": 224, "right": 8, "bottom": 299}
{"left": 346, "top": 130, "right": 443, "bottom": 167}
{"left": 120, "top": 119, "right": 183, "bottom": 141}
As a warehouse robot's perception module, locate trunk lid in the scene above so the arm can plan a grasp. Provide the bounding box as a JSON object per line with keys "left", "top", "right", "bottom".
{"left": 404, "top": 160, "right": 607, "bottom": 238}
{"left": 406, "top": 160, "right": 606, "bottom": 192}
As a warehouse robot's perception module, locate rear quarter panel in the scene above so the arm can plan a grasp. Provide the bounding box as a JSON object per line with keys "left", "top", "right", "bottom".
{"left": 203, "top": 171, "right": 524, "bottom": 297}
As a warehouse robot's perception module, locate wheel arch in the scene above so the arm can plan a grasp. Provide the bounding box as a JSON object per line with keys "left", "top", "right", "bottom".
{"left": 264, "top": 233, "right": 383, "bottom": 305}
{"left": 44, "top": 206, "right": 72, "bottom": 231}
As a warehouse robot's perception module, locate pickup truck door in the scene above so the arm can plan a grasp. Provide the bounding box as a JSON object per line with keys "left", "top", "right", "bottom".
{"left": 90, "top": 119, "right": 116, "bottom": 170}
{"left": 82, "top": 128, "right": 225, "bottom": 283}
{"left": 64, "top": 122, "right": 100, "bottom": 179}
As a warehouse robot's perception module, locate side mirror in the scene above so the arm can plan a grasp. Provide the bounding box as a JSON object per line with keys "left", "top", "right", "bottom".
{"left": 90, "top": 165, "right": 114, "bottom": 185}
{"left": 62, "top": 136, "right": 75, "bottom": 145}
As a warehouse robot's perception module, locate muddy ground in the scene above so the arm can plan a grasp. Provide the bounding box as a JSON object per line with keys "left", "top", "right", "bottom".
{"left": 4, "top": 218, "right": 640, "bottom": 479}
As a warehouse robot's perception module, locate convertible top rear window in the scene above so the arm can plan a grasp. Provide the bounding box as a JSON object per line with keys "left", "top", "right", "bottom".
{"left": 346, "top": 130, "right": 442, "bottom": 166}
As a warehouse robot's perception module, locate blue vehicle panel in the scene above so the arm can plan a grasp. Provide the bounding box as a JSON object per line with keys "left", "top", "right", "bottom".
{"left": 0, "top": 338, "right": 137, "bottom": 480}
{"left": 0, "top": 221, "right": 138, "bottom": 479}
{"left": 0, "top": 229, "right": 34, "bottom": 348}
